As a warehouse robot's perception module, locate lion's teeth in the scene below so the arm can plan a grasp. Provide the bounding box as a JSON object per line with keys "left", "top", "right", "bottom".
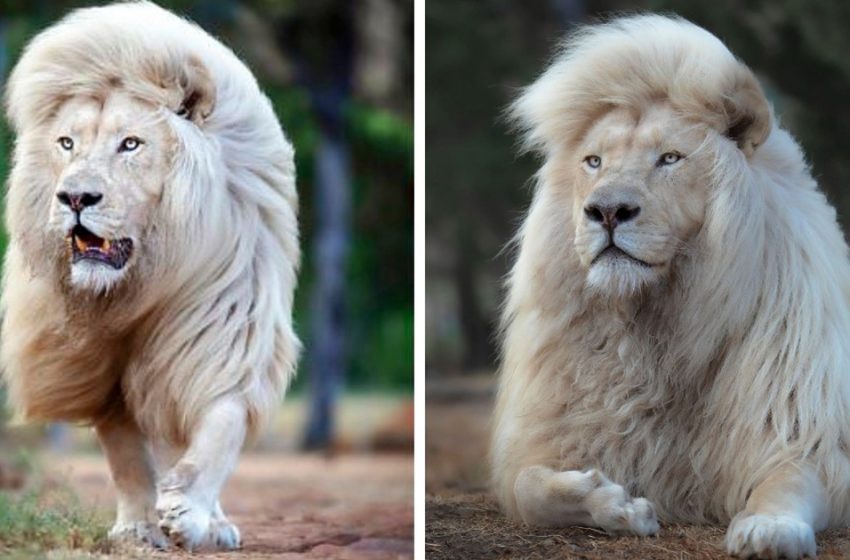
{"left": 103, "top": 239, "right": 111, "bottom": 252}
{"left": 75, "top": 237, "right": 87, "bottom": 252}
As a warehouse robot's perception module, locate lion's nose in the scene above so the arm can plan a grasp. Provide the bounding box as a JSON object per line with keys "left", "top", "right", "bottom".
{"left": 56, "top": 191, "right": 103, "bottom": 212}
{"left": 584, "top": 203, "right": 641, "bottom": 230}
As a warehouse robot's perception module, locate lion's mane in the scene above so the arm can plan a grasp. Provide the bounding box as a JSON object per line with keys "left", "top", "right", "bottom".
{"left": 492, "top": 15, "right": 850, "bottom": 525}
{"left": 2, "top": 1, "right": 300, "bottom": 444}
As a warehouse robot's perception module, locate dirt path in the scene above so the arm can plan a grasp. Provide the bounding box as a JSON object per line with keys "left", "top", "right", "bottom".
{"left": 425, "top": 374, "right": 850, "bottom": 559}
{"left": 54, "top": 453, "right": 413, "bottom": 559}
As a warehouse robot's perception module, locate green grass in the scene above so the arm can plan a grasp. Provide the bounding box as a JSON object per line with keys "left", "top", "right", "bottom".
{"left": 0, "top": 484, "right": 109, "bottom": 557}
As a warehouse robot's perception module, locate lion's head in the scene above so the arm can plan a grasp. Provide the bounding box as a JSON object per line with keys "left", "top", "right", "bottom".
{"left": 569, "top": 104, "right": 718, "bottom": 295}
{"left": 510, "top": 15, "right": 771, "bottom": 299}
{"left": 4, "top": 4, "right": 225, "bottom": 299}
{"left": 45, "top": 92, "right": 173, "bottom": 291}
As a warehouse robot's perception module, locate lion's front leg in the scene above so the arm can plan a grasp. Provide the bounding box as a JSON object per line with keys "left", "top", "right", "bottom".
{"left": 155, "top": 397, "right": 246, "bottom": 551}
{"left": 95, "top": 415, "right": 167, "bottom": 549}
{"left": 514, "top": 465, "right": 659, "bottom": 536}
{"left": 726, "top": 464, "right": 827, "bottom": 559}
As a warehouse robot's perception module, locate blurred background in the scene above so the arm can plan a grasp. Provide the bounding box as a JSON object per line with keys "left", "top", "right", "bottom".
{"left": 425, "top": 1, "right": 850, "bottom": 556}
{"left": 0, "top": 1, "right": 413, "bottom": 556}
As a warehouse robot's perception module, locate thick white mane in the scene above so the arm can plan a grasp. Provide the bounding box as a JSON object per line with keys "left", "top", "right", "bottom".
{"left": 510, "top": 15, "right": 770, "bottom": 157}
{"left": 493, "top": 14, "right": 850, "bottom": 525}
{"left": 2, "top": 1, "right": 300, "bottom": 443}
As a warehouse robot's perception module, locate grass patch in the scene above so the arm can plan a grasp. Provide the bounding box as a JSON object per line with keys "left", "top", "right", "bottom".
{"left": 0, "top": 482, "right": 109, "bottom": 557}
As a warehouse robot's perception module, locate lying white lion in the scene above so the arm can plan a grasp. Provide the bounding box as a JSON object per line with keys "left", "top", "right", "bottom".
{"left": 492, "top": 15, "right": 850, "bottom": 559}
{"left": 2, "top": 2, "right": 299, "bottom": 551}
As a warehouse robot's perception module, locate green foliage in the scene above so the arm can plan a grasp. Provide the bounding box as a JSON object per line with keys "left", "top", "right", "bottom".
{"left": 346, "top": 105, "right": 413, "bottom": 390}
{"left": 347, "top": 102, "right": 414, "bottom": 177}
{"left": 265, "top": 83, "right": 413, "bottom": 391}
{"left": 360, "top": 307, "right": 413, "bottom": 389}
{"left": 0, "top": 488, "right": 108, "bottom": 554}
{"left": 266, "top": 85, "right": 320, "bottom": 183}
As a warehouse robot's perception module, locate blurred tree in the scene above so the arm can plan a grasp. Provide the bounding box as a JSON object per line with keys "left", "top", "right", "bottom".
{"left": 277, "top": 0, "right": 356, "bottom": 450}
{"left": 426, "top": 0, "right": 563, "bottom": 370}
{"left": 246, "top": 0, "right": 413, "bottom": 403}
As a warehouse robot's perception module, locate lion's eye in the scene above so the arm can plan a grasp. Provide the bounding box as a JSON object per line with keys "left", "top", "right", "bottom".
{"left": 659, "top": 152, "right": 683, "bottom": 166}
{"left": 584, "top": 155, "right": 602, "bottom": 169}
{"left": 58, "top": 137, "right": 74, "bottom": 151}
{"left": 118, "top": 136, "right": 143, "bottom": 153}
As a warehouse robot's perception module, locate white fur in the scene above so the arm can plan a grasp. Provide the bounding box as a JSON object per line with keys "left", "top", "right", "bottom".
{"left": 2, "top": 1, "right": 299, "bottom": 551}
{"left": 492, "top": 15, "right": 850, "bottom": 559}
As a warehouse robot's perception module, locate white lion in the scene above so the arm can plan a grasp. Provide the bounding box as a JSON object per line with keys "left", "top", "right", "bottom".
{"left": 2, "top": 1, "right": 299, "bottom": 551}
{"left": 492, "top": 15, "right": 850, "bottom": 559}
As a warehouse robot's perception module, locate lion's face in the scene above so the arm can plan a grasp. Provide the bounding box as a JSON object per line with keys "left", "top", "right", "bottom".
{"left": 569, "top": 104, "right": 713, "bottom": 295}
{"left": 47, "top": 92, "right": 173, "bottom": 292}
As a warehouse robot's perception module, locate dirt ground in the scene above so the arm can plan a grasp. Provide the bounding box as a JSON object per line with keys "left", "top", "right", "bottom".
{"left": 425, "top": 374, "right": 850, "bottom": 559}
{"left": 55, "top": 452, "right": 413, "bottom": 559}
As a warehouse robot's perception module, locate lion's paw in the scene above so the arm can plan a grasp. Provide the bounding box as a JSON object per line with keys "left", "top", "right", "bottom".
{"left": 584, "top": 476, "right": 659, "bottom": 537}
{"left": 108, "top": 521, "right": 168, "bottom": 550}
{"left": 208, "top": 517, "right": 242, "bottom": 550}
{"left": 622, "top": 497, "right": 660, "bottom": 537}
{"left": 156, "top": 491, "right": 212, "bottom": 551}
{"left": 593, "top": 494, "right": 660, "bottom": 536}
{"left": 726, "top": 513, "right": 816, "bottom": 559}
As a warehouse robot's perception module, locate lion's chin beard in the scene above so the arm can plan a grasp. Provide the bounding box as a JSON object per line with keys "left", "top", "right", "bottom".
{"left": 69, "top": 261, "right": 130, "bottom": 293}
{"left": 585, "top": 248, "right": 662, "bottom": 297}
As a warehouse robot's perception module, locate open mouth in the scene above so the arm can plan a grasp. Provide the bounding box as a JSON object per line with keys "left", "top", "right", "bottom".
{"left": 66, "top": 224, "right": 133, "bottom": 270}
{"left": 592, "top": 245, "right": 654, "bottom": 268}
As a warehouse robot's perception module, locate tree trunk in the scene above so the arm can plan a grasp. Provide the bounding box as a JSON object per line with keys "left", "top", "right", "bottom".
{"left": 303, "top": 134, "right": 352, "bottom": 449}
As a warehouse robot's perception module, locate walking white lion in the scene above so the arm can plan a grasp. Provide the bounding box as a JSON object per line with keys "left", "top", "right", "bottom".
{"left": 2, "top": 1, "right": 299, "bottom": 551}
{"left": 492, "top": 15, "right": 850, "bottom": 559}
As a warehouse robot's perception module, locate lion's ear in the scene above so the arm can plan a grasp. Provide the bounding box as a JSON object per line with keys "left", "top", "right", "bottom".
{"left": 723, "top": 65, "right": 771, "bottom": 156}
{"left": 174, "top": 55, "right": 216, "bottom": 125}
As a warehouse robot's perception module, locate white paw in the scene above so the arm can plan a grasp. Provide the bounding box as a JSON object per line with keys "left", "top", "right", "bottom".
{"left": 108, "top": 520, "right": 168, "bottom": 549}
{"left": 156, "top": 490, "right": 212, "bottom": 551}
{"left": 726, "top": 513, "right": 816, "bottom": 559}
{"left": 624, "top": 497, "right": 660, "bottom": 536}
{"left": 591, "top": 493, "right": 660, "bottom": 536}
{"left": 208, "top": 516, "right": 241, "bottom": 550}
{"left": 582, "top": 473, "right": 659, "bottom": 537}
